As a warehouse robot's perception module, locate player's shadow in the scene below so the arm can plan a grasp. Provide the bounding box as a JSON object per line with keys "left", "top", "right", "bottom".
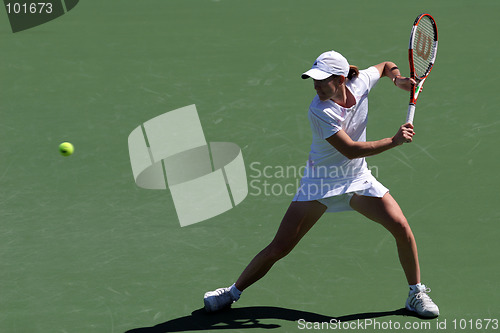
{"left": 124, "top": 306, "right": 421, "bottom": 332}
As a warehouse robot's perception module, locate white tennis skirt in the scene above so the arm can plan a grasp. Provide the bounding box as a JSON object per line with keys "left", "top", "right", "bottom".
{"left": 292, "top": 173, "right": 389, "bottom": 213}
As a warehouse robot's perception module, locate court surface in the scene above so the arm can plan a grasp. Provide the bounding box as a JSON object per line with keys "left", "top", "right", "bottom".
{"left": 1, "top": 1, "right": 499, "bottom": 332}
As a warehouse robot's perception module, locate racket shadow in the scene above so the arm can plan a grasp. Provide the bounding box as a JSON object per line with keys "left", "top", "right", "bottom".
{"left": 124, "top": 306, "right": 420, "bottom": 332}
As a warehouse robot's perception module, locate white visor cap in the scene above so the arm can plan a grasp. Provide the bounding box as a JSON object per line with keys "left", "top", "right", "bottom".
{"left": 301, "top": 50, "right": 350, "bottom": 80}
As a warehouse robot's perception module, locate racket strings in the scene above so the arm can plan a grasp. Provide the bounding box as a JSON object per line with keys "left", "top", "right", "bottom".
{"left": 412, "top": 17, "right": 436, "bottom": 78}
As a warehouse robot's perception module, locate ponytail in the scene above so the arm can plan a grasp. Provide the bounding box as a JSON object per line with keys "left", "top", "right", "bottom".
{"left": 347, "top": 65, "right": 359, "bottom": 80}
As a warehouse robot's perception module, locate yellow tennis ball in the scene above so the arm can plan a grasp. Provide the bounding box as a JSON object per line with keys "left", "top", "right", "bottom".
{"left": 59, "top": 142, "right": 74, "bottom": 156}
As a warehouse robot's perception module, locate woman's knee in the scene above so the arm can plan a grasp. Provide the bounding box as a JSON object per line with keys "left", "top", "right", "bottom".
{"left": 264, "top": 240, "right": 295, "bottom": 262}
{"left": 388, "top": 216, "right": 414, "bottom": 242}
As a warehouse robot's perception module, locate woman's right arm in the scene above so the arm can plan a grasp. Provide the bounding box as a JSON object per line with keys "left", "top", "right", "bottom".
{"left": 326, "top": 123, "right": 415, "bottom": 160}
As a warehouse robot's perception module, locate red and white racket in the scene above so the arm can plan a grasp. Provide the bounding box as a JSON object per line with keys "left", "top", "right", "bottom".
{"left": 406, "top": 13, "right": 438, "bottom": 124}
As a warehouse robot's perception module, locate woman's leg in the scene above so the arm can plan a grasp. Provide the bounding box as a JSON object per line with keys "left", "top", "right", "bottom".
{"left": 349, "top": 192, "right": 420, "bottom": 285}
{"left": 235, "top": 200, "right": 327, "bottom": 291}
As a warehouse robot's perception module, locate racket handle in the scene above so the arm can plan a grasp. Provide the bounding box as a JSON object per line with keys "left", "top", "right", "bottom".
{"left": 406, "top": 104, "right": 415, "bottom": 124}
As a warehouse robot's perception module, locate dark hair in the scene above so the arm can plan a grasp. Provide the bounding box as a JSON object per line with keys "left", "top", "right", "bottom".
{"left": 326, "top": 65, "right": 359, "bottom": 82}
{"left": 329, "top": 65, "right": 359, "bottom": 82}
{"left": 347, "top": 65, "right": 359, "bottom": 80}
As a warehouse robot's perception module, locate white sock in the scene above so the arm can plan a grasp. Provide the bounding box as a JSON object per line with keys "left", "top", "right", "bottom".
{"left": 229, "top": 283, "right": 242, "bottom": 300}
{"left": 409, "top": 283, "right": 423, "bottom": 292}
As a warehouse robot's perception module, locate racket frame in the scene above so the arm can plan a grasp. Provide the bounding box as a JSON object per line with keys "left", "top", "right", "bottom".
{"left": 406, "top": 13, "right": 438, "bottom": 124}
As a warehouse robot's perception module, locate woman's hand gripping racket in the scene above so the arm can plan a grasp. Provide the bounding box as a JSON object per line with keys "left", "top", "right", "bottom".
{"left": 406, "top": 13, "right": 438, "bottom": 124}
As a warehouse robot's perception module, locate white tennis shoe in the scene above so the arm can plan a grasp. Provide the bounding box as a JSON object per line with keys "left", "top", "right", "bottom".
{"left": 204, "top": 287, "right": 239, "bottom": 312}
{"left": 405, "top": 284, "right": 440, "bottom": 318}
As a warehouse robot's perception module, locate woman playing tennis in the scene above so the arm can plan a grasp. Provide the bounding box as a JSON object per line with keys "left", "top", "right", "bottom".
{"left": 204, "top": 50, "right": 439, "bottom": 318}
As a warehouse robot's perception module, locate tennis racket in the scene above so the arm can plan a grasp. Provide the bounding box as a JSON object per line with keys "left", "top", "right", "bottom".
{"left": 406, "top": 13, "right": 438, "bottom": 124}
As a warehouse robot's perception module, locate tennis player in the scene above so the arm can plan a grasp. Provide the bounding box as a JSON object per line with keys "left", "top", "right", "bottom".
{"left": 204, "top": 50, "right": 439, "bottom": 318}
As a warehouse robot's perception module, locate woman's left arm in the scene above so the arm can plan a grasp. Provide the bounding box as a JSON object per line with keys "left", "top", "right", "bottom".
{"left": 373, "top": 61, "right": 415, "bottom": 92}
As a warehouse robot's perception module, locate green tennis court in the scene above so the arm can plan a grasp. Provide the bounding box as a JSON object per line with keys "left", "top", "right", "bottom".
{"left": 1, "top": 1, "right": 499, "bottom": 332}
